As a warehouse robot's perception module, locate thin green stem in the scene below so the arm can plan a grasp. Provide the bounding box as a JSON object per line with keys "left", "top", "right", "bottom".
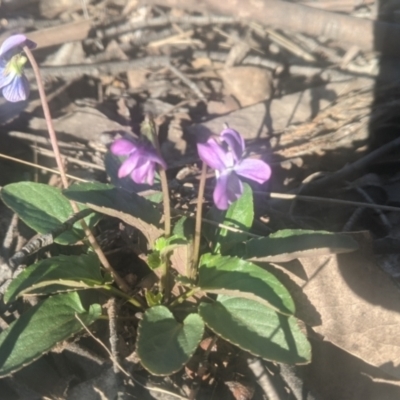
{"left": 23, "top": 46, "right": 130, "bottom": 294}
{"left": 191, "top": 162, "right": 207, "bottom": 279}
{"left": 145, "top": 115, "right": 172, "bottom": 295}
{"left": 146, "top": 114, "right": 171, "bottom": 238}
{"left": 159, "top": 256, "right": 169, "bottom": 295}
{"left": 169, "top": 288, "right": 199, "bottom": 307}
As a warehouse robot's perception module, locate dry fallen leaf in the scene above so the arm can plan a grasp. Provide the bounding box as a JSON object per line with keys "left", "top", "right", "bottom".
{"left": 127, "top": 69, "right": 149, "bottom": 90}
{"left": 30, "top": 106, "right": 130, "bottom": 142}
{"left": 207, "top": 95, "right": 240, "bottom": 115}
{"left": 274, "top": 231, "right": 400, "bottom": 379}
{"left": 305, "top": 340, "right": 400, "bottom": 400}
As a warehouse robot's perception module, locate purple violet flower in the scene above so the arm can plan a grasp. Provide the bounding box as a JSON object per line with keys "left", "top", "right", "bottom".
{"left": 111, "top": 138, "right": 167, "bottom": 185}
{"left": 0, "top": 35, "right": 36, "bottom": 102}
{"left": 197, "top": 128, "right": 271, "bottom": 210}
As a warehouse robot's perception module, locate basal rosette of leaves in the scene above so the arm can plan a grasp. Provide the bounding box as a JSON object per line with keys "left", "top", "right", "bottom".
{"left": 0, "top": 174, "right": 359, "bottom": 376}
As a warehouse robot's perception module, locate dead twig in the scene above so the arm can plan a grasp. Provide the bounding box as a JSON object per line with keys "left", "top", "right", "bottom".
{"left": 247, "top": 357, "right": 281, "bottom": 400}
{"left": 265, "top": 191, "right": 400, "bottom": 214}
{"left": 32, "top": 146, "right": 105, "bottom": 171}
{"left": 296, "top": 136, "right": 400, "bottom": 194}
{"left": 8, "top": 208, "right": 94, "bottom": 269}
{"left": 24, "top": 56, "right": 170, "bottom": 79}
{"left": 107, "top": 298, "right": 120, "bottom": 375}
{"left": 97, "top": 14, "right": 237, "bottom": 39}
{"left": 0, "top": 153, "right": 87, "bottom": 182}
{"left": 168, "top": 63, "right": 206, "bottom": 101}
{"left": 146, "top": 0, "right": 400, "bottom": 55}
{"left": 342, "top": 185, "right": 392, "bottom": 232}
{"left": 1, "top": 213, "right": 19, "bottom": 261}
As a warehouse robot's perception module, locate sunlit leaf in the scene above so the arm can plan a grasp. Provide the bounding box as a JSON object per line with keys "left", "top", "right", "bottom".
{"left": 0, "top": 292, "right": 102, "bottom": 377}
{"left": 199, "top": 296, "right": 311, "bottom": 364}
{"left": 137, "top": 306, "right": 204, "bottom": 375}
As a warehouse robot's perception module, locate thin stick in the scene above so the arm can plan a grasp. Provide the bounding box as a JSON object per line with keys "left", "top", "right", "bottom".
{"left": 1, "top": 213, "right": 19, "bottom": 261}
{"left": 0, "top": 153, "right": 88, "bottom": 182}
{"left": 32, "top": 146, "right": 105, "bottom": 170}
{"left": 9, "top": 208, "right": 94, "bottom": 269}
{"left": 191, "top": 162, "right": 207, "bottom": 279}
{"left": 293, "top": 135, "right": 400, "bottom": 193}
{"left": 23, "top": 46, "right": 130, "bottom": 293}
{"left": 107, "top": 298, "right": 119, "bottom": 374}
{"left": 247, "top": 357, "right": 281, "bottom": 400}
{"left": 167, "top": 63, "right": 206, "bottom": 101}
{"left": 264, "top": 191, "right": 400, "bottom": 213}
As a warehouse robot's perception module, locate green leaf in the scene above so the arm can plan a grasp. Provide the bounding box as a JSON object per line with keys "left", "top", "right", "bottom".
{"left": 245, "top": 229, "right": 358, "bottom": 262}
{"left": 198, "top": 253, "right": 294, "bottom": 315}
{"left": 172, "top": 216, "right": 194, "bottom": 239}
{"left": 205, "top": 183, "right": 253, "bottom": 252}
{"left": 1, "top": 182, "right": 98, "bottom": 245}
{"left": 0, "top": 292, "right": 102, "bottom": 377}
{"left": 4, "top": 253, "right": 108, "bottom": 303}
{"left": 147, "top": 251, "right": 162, "bottom": 270}
{"left": 145, "top": 290, "right": 163, "bottom": 307}
{"left": 148, "top": 235, "right": 188, "bottom": 271}
{"left": 199, "top": 296, "right": 311, "bottom": 364}
{"left": 63, "top": 182, "right": 163, "bottom": 248}
{"left": 137, "top": 306, "right": 204, "bottom": 375}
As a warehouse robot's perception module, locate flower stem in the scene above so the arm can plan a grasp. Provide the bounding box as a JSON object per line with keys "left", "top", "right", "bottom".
{"left": 146, "top": 114, "right": 171, "bottom": 238}
{"left": 159, "top": 254, "right": 170, "bottom": 296}
{"left": 158, "top": 168, "right": 171, "bottom": 237}
{"left": 191, "top": 162, "right": 207, "bottom": 279}
{"left": 143, "top": 114, "right": 172, "bottom": 294}
{"left": 23, "top": 46, "right": 130, "bottom": 294}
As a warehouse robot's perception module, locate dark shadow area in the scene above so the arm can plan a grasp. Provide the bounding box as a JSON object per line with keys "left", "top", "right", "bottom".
{"left": 370, "top": 0, "right": 400, "bottom": 151}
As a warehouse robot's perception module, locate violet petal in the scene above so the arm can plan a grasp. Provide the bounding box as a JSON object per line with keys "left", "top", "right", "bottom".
{"left": 118, "top": 154, "right": 139, "bottom": 178}
{"left": 213, "top": 170, "right": 243, "bottom": 210}
{"left": 142, "top": 147, "right": 167, "bottom": 170}
{"left": 2, "top": 74, "right": 29, "bottom": 102}
{"left": 0, "top": 68, "right": 15, "bottom": 90}
{"left": 234, "top": 158, "right": 271, "bottom": 184}
{"left": 197, "top": 138, "right": 231, "bottom": 171}
{"left": 111, "top": 139, "right": 137, "bottom": 156}
{"left": 131, "top": 161, "right": 155, "bottom": 185}
{"left": 220, "top": 128, "right": 245, "bottom": 161}
{"left": 0, "top": 35, "right": 36, "bottom": 58}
